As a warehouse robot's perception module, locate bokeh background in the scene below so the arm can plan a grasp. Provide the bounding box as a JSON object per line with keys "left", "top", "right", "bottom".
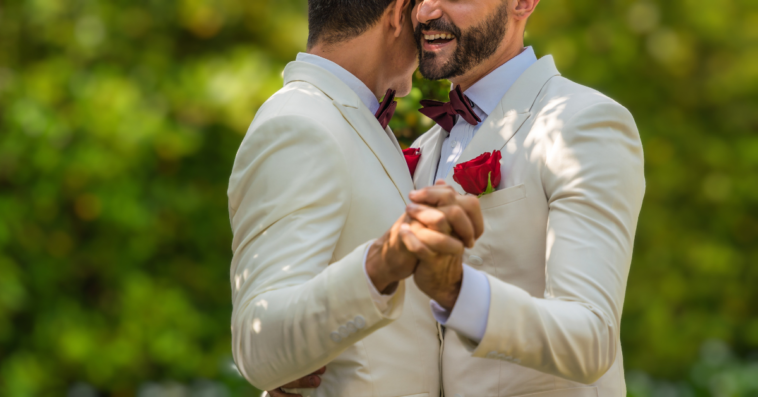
{"left": 1, "top": 0, "right": 757, "bottom": 395}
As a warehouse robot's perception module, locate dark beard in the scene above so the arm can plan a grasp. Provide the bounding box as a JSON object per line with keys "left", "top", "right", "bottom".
{"left": 414, "top": 2, "right": 509, "bottom": 80}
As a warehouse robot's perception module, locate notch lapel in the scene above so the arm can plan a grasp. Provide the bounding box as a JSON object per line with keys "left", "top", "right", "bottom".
{"left": 413, "top": 126, "right": 446, "bottom": 189}
{"left": 336, "top": 104, "right": 415, "bottom": 204}
{"left": 443, "top": 108, "right": 531, "bottom": 194}
{"left": 443, "top": 56, "right": 561, "bottom": 194}
{"left": 284, "top": 61, "right": 414, "bottom": 204}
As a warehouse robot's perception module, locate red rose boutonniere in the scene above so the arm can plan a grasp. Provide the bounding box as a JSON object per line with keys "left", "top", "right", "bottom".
{"left": 403, "top": 148, "right": 421, "bottom": 176}
{"left": 453, "top": 150, "right": 502, "bottom": 197}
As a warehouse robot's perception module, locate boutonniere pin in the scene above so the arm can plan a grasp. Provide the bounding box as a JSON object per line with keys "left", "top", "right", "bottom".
{"left": 453, "top": 150, "right": 502, "bottom": 197}
{"left": 403, "top": 148, "right": 421, "bottom": 176}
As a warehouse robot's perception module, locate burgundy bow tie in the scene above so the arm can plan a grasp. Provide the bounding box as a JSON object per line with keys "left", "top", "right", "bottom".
{"left": 419, "top": 85, "right": 481, "bottom": 133}
{"left": 375, "top": 89, "right": 397, "bottom": 130}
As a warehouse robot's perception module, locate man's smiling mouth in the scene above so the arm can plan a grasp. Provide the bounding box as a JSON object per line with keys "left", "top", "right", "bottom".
{"left": 422, "top": 31, "right": 456, "bottom": 50}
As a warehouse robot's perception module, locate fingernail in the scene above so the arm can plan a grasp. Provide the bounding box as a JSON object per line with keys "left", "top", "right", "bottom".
{"left": 310, "top": 376, "right": 319, "bottom": 386}
{"left": 410, "top": 190, "right": 419, "bottom": 196}
{"left": 407, "top": 203, "right": 418, "bottom": 211}
{"left": 400, "top": 223, "right": 411, "bottom": 231}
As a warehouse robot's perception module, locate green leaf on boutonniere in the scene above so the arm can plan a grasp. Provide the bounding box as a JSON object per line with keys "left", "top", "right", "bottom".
{"left": 478, "top": 172, "right": 497, "bottom": 198}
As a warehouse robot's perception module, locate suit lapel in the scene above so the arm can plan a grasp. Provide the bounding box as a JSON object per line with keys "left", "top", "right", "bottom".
{"left": 443, "top": 56, "right": 562, "bottom": 194}
{"left": 413, "top": 126, "right": 446, "bottom": 189}
{"left": 385, "top": 126, "right": 404, "bottom": 154}
{"left": 337, "top": 104, "right": 414, "bottom": 204}
{"left": 283, "top": 61, "right": 414, "bottom": 204}
{"left": 443, "top": 108, "right": 531, "bottom": 194}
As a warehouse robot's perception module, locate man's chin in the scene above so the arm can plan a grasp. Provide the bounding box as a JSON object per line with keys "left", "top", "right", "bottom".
{"left": 419, "top": 60, "right": 454, "bottom": 81}
{"left": 418, "top": 48, "right": 460, "bottom": 81}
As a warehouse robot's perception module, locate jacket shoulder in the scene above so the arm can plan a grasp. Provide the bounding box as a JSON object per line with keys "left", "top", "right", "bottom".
{"left": 535, "top": 76, "right": 632, "bottom": 121}
{"left": 250, "top": 81, "right": 345, "bottom": 131}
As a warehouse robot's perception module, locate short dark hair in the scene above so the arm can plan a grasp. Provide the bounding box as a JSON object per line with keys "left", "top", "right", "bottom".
{"left": 307, "top": 0, "right": 397, "bottom": 48}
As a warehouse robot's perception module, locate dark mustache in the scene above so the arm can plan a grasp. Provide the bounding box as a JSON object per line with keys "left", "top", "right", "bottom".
{"left": 414, "top": 18, "right": 462, "bottom": 41}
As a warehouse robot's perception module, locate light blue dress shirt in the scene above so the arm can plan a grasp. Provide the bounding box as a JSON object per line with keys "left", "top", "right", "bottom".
{"left": 431, "top": 47, "right": 538, "bottom": 343}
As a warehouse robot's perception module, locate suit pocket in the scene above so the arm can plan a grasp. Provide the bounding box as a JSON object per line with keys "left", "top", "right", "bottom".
{"left": 511, "top": 386, "right": 598, "bottom": 397}
{"left": 479, "top": 184, "right": 526, "bottom": 210}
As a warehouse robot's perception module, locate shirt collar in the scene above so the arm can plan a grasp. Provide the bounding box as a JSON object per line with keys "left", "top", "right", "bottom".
{"left": 296, "top": 52, "right": 381, "bottom": 114}
{"left": 463, "top": 46, "right": 538, "bottom": 117}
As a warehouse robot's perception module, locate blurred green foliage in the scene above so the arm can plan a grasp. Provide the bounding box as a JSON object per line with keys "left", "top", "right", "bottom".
{"left": 0, "top": 0, "right": 756, "bottom": 395}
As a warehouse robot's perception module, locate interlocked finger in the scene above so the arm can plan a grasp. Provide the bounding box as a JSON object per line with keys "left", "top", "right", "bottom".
{"left": 407, "top": 221, "right": 465, "bottom": 256}
{"left": 399, "top": 223, "right": 437, "bottom": 262}
{"left": 410, "top": 182, "right": 484, "bottom": 240}
{"left": 409, "top": 182, "right": 458, "bottom": 207}
{"left": 279, "top": 374, "right": 321, "bottom": 389}
{"left": 266, "top": 389, "right": 301, "bottom": 397}
{"left": 405, "top": 203, "right": 453, "bottom": 235}
{"left": 406, "top": 203, "right": 475, "bottom": 248}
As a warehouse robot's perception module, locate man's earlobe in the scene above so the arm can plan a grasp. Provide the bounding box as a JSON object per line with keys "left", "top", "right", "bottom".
{"left": 514, "top": 0, "right": 540, "bottom": 19}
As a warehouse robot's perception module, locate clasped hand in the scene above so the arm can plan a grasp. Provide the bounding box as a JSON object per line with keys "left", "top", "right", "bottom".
{"left": 267, "top": 182, "right": 484, "bottom": 397}
{"left": 366, "top": 180, "right": 484, "bottom": 311}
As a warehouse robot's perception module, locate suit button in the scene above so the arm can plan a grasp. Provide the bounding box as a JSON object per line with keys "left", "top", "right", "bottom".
{"left": 468, "top": 255, "right": 483, "bottom": 266}
{"left": 346, "top": 321, "right": 358, "bottom": 334}
{"left": 338, "top": 325, "right": 349, "bottom": 338}
{"left": 354, "top": 315, "right": 366, "bottom": 329}
{"left": 330, "top": 332, "right": 342, "bottom": 343}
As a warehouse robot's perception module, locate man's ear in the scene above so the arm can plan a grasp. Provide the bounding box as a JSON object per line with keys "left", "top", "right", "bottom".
{"left": 391, "top": 0, "right": 413, "bottom": 38}
{"left": 513, "top": 0, "right": 540, "bottom": 21}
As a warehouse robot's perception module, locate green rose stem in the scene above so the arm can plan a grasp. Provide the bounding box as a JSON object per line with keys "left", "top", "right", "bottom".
{"left": 478, "top": 172, "right": 497, "bottom": 198}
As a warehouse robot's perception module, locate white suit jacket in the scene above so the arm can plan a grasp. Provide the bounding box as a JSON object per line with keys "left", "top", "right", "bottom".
{"left": 228, "top": 61, "right": 440, "bottom": 396}
{"left": 412, "top": 56, "right": 645, "bottom": 397}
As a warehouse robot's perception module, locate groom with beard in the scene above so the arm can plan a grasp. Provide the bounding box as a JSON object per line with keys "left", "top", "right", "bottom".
{"left": 287, "top": 0, "right": 645, "bottom": 396}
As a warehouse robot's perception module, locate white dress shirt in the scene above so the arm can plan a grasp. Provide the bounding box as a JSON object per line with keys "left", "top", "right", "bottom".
{"left": 297, "top": 53, "right": 394, "bottom": 312}
{"left": 430, "top": 47, "right": 538, "bottom": 342}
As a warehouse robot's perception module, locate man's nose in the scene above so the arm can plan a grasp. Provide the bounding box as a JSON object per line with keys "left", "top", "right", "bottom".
{"left": 416, "top": 0, "right": 443, "bottom": 25}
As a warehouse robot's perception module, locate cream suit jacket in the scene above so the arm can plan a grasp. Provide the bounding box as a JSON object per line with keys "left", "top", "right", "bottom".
{"left": 228, "top": 61, "right": 440, "bottom": 396}
{"left": 412, "top": 56, "right": 645, "bottom": 397}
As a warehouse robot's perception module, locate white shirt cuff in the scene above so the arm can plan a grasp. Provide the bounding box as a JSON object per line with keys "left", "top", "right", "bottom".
{"left": 430, "top": 264, "right": 491, "bottom": 343}
{"left": 362, "top": 241, "right": 395, "bottom": 313}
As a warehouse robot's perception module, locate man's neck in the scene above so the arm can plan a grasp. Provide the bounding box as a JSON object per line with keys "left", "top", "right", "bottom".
{"left": 309, "top": 31, "right": 387, "bottom": 100}
{"left": 450, "top": 40, "right": 526, "bottom": 93}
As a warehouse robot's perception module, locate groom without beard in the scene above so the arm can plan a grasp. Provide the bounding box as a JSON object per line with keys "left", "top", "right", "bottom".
{"left": 228, "top": 0, "right": 485, "bottom": 396}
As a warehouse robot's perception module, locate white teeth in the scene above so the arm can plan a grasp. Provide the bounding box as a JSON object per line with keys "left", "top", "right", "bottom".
{"left": 425, "top": 33, "right": 454, "bottom": 41}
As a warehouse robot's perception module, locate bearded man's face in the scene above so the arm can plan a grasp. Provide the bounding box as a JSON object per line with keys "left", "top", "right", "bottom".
{"left": 413, "top": 1, "right": 509, "bottom": 80}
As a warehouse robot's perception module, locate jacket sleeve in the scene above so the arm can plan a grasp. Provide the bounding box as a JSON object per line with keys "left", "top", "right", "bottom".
{"left": 469, "top": 101, "right": 645, "bottom": 384}
{"left": 228, "top": 115, "right": 406, "bottom": 390}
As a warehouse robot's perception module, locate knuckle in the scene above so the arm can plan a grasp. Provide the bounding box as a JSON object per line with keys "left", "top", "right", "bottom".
{"left": 449, "top": 205, "right": 463, "bottom": 218}
{"left": 464, "top": 196, "right": 481, "bottom": 211}
{"left": 471, "top": 196, "right": 482, "bottom": 208}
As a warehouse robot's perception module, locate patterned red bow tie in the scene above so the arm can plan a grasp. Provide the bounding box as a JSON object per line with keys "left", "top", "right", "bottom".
{"left": 419, "top": 85, "right": 481, "bottom": 133}
{"left": 375, "top": 89, "right": 397, "bottom": 130}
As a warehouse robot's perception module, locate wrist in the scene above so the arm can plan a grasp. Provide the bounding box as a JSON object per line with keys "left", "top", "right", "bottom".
{"left": 366, "top": 241, "right": 399, "bottom": 294}
{"left": 434, "top": 282, "right": 462, "bottom": 312}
